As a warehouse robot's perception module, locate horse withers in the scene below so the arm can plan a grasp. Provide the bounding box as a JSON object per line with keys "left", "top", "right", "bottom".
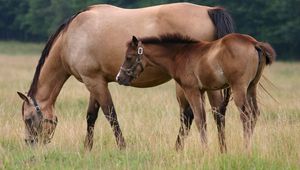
{"left": 117, "top": 33, "right": 275, "bottom": 151}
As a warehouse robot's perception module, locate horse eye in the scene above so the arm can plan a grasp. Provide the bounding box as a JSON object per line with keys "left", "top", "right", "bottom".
{"left": 126, "top": 56, "right": 133, "bottom": 61}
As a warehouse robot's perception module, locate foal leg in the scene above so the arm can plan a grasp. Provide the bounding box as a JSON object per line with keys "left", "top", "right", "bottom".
{"left": 85, "top": 78, "right": 126, "bottom": 149}
{"left": 84, "top": 95, "right": 100, "bottom": 151}
{"left": 175, "top": 84, "right": 194, "bottom": 151}
{"left": 232, "top": 86, "right": 252, "bottom": 150}
{"left": 207, "top": 89, "right": 230, "bottom": 153}
{"left": 183, "top": 88, "right": 207, "bottom": 148}
{"left": 247, "top": 85, "right": 260, "bottom": 136}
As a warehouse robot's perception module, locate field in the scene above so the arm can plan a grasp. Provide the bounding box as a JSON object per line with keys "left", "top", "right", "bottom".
{"left": 0, "top": 42, "right": 299, "bottom": 169}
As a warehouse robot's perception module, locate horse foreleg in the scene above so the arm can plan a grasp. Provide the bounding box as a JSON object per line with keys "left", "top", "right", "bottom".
{"left": 175, "top": 84, "right": 194, "bottom": 151}
{"left": 85, "top": 79, "right": 126, "bottom": 150}
{"left": 84, "top": 95, "right": 100, "bottom": 151}
{"left": 207, "top": 89, "right": 230, "bottom": 153}
{"left": 99, "top": 85, "right": 126, "bottom": 150}
{"left": 183, "top": 87, "right": 207, "bottom": 149}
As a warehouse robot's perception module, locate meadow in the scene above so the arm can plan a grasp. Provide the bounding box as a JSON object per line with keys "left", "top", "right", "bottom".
{"left": 0, "top": 42, "right": 299, "bottom": 169}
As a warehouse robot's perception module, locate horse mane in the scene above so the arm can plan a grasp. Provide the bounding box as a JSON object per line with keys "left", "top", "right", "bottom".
{"left": 139, "top": 33, "right": 199, "bottom": 45}
{"left": 28, "top": 7, "right": 91, "bottom": 97}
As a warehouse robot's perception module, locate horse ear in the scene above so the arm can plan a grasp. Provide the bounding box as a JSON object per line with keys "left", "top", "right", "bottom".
{"left": 132, "top": 36, "right": 139, "bottom": 46}
{"left": 17, "top": 91, "right": 29, "bottom": 103}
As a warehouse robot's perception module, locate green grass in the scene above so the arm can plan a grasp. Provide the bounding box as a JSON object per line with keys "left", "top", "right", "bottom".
{"left": 0, "top": 41, "right": 44, "bottom": 56}
{"left": 0, "top": 42, "right": 300, "bottom": 169}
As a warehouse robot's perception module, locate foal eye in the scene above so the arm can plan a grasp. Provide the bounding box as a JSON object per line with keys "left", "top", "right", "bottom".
{"left": 126, "top": 56, "right": 133, "bottom": 61}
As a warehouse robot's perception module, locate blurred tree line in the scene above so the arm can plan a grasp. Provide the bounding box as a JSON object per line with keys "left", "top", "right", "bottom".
{"left": 0, "top": 0, "right": 299, "bottom": 59}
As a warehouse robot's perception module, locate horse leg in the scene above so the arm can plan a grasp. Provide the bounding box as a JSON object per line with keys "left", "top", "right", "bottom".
{"left": 85, "top": 78, "right": 126, "bottom": 149}
{"left": 84, "top": 95, "right": 100, "bottom": 151}
{"left": 207, "top": 89, "right": 230, "bottom": 153}
{"left": 232, "top": 86, "right": 252, "bottom": 150}
{"left": 175, "top": 84, "right": 194, "bottom": 151}
{"left": 183, "top": 88, "right": 207, "bottom": 149}
{"left": 247, "top": 85, "right": 260, "bottom": 137}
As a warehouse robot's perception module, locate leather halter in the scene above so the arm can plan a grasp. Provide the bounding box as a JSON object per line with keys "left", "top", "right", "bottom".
{"left": 31, "top": 97, "right": 58, "bottom": 142}
{"left": 120, "top": 46, "right": 144, "bottom": 78}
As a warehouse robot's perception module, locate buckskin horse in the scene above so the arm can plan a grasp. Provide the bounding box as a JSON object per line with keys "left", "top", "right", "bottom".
{"left": 117, "top": 33, "right": 275, "bottom": 151}
{"left": 17, "top": 3, "right": 234, "bottom": 152}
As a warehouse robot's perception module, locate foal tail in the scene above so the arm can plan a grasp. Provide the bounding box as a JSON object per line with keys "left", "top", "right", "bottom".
{"left": 208, "top": 7, "right": 235, "bottom": 38}
{"left": 255, "top": 42, "right": 276, "bottom": 66}
{"left": 251, "top": 42, "right": 276, "bottom": 85}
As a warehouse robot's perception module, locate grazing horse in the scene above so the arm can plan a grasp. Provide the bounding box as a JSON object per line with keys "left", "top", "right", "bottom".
{"left": 117, "top": 33, "right": 275, "bottom": 150}
{"left": 17, "top": 3, "right": 234, "bottom": 151}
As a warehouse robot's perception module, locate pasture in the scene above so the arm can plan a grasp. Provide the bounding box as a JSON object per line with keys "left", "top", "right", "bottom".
{"left": 0, "top": 42, "right": 299, "bottom": 169}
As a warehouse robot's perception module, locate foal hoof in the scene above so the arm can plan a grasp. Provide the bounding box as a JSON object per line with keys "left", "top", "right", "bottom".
{"left": 84, "top": 138, "right": 93, "bottom": 151}
{"left": 118, "top": 142, "right": 126, "bottom": 150}
{"left": 175, "top": 142, "right": 184, "bottom": 152}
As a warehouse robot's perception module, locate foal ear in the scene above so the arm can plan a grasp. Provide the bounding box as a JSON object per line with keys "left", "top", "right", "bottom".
{"left": 17, "top": 91, "right": 29, "bottom": 103}
{"left": 132, "top": 36, "right": 139, "bottom": 46}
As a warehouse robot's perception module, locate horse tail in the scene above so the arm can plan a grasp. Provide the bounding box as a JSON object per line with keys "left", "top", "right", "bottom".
{"left": 208, "top": 7, "right": 235, "bottom": 39}
{"left": 250, "top": 42, "right": 276, "bottom": 86}
{"left": 255, "top": 42, "right": 276, "bottom": 65}
{"left": 28, "top": 7, "right": 90, "bottom": 97}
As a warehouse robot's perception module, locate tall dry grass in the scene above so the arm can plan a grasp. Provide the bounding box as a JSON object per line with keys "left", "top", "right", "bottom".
{"left": 0, "top": 54, "right": 299, "bottom": 169}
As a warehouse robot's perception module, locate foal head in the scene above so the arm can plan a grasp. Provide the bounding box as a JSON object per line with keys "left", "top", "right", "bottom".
{"left": 17, "top": 92, "right": 57, "bottom": 146}
{"left": 116, "top": 36, "right": 146, "bottom": 85}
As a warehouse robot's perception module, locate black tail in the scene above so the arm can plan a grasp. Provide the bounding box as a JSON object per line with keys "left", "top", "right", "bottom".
{"left": 208, "top": 7, "right": 235, "bottom": 39}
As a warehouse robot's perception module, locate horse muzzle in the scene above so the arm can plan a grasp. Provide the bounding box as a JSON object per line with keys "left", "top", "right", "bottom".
{"left": 116, "top": 74, "right": 131, "bottom": 86}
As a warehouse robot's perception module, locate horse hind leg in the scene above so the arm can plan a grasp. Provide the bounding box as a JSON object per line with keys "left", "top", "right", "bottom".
{"left": 247, "top": 85, "right": 260, "bottom": 136}
{"left": 207, "top": 89, "right": 231, "bottom": 153}
{"left": 232, "top": 85, "right": 253, "bottom": 150}
{"left": 84, "top": 95, "right": 100, "bottom": 151}
{"left": 175, "top": 84, "right": 194, "bottom": 151}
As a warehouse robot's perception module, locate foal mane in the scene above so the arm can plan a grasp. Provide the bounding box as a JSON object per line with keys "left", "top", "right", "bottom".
{"left": 139, "top": 33, "right": 199, "bottom": 45}
{"left": 28, "top": 7, "right": 91, "bottom": 97}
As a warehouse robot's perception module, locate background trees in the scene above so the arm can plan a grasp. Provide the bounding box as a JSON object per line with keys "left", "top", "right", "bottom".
{"left": 0, "top": 0, "right": 299, "bottom": 59}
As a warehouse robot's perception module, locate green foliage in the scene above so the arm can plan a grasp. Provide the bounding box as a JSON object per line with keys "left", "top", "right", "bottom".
{"left": 0, "top": 0, "right": 299, "bottom": 59}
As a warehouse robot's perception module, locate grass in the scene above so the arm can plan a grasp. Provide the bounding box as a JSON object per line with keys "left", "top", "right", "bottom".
{"left": 0, "top": 42, "right": 300, "bottom": 169}
{"left": 0, "top": 41, "right": 43, "bottom": 56}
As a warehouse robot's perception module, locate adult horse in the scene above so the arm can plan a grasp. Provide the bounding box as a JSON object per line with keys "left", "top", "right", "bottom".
{"left": 17, "top": 3, "right": 234, "bottom": 152}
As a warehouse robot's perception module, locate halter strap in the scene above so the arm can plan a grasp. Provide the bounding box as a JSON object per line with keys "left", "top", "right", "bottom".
{"left": 120, "top": 46, "right": 144, "bottom": 78}
{"left": 31, "top": 97, "right": 43, "bottom": 117}
{"left": 30, "top": 96, "right": 58, "bottom": 143}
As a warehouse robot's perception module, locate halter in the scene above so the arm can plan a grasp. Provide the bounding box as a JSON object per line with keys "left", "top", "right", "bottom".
{"left": 31, "top": 97, "right": 58, "bottom": 143}
{"left": 120, "top": 46, "right": 144, "bottom": 78}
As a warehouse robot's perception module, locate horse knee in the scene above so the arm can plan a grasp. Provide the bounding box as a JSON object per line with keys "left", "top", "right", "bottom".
{"left": 87, "top": 112, "right": 98, "bottom": 126}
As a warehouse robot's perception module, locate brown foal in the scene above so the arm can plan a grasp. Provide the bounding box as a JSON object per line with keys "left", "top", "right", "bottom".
{"left": 117, "top": 33, "right": 275, "bottom": 151}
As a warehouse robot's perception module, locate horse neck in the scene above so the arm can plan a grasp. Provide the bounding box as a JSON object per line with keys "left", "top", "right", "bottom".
{"left": 34, "top": 51, "right": 69, "bottom": 115}
{"left": 144, "top": 44, "right": 194, "bottom": 77}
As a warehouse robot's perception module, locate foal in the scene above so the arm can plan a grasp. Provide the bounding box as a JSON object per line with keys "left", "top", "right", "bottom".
{"left": 116, "top": 33, "right": 275, "bottom": 151}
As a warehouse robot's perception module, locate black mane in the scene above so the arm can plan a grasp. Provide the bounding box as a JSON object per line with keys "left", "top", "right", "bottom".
{"left": 140, "top": 33, "right": 199, "bottom": 44}
{"left": 28, "top": 7, "right": 90, "bottom": 97}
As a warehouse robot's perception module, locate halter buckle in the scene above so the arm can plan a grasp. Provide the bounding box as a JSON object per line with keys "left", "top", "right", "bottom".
{"left": 137, "top": 47, "right": 143, "bottom": 55}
